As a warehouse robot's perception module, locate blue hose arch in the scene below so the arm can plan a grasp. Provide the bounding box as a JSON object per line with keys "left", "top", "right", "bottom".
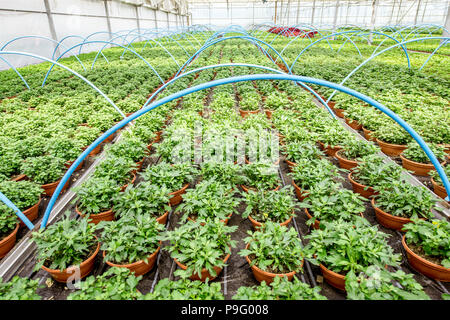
{"left": 40, "top": 73, "right": 450, "bottom": 229}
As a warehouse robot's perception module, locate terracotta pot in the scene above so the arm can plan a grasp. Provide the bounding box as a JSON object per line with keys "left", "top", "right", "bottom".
{"left": 244, "top": 243, "right": 301, "bottom": 284}
{"left": 402, "top": 235, "right": 450, "bottom": 282}
{"left": 248, "top": 213, "right": 293, "bottom": 230}
{"left": 0, "top": 224, "right": 19, "bottom": 258}
{"left": 120, "top": 173, "right": 137, "bottom": 192}
{"left": 318, "top": 141, "right": 342, "bottom": 157}
{"left": 399, "top": 154, "right": 444, "bottom": 176}
{"left": 371, "top": 198, "right": 413, "bottom": 231}
{"left": 174, "top": 252, "right": 230, "bottom": 282}
{"left": 75, "top": 205, "right": 115, "bottom": 225}
{"left": 320, "top": 264, "right": 346, "bottom": 291}
{"left": 348, "top": 172, "right": 377, "bottom": 199}
{"left": 344, "top": 118, "right": 363, "bottom": 130}
{"left": 362, "top": 127, "right": 376, "bottom": 141}
{"left": 104, "top": 133, "right": 114, "bottom": 144}
{"left": 132, "top": 157, "right": 145, "bottom": 174}
{"left": 41, "top": 178, "right": 70, "bottom": 197}
{"left": 169, "top": 183, "right": 189, "bottom": 206}
{"left": 327, "top": 100, "right": 336, "bottom": 109}
{"left": 304, "top": 208, "right": 321, "bottom": 230}
{"left": 239, "top": 108, "right": 259, "bottom": 118}
{"left": 11, "top": 174, "right": 27, "bottom": 182}
{"left": 439, "top": 143, "right": 450, "bottom": 155}
{"left": 187, "top": 213, "right": 232, "bottom": 226}
{"left": 431, "top": 177, "right": 448, "bottom": 200}
{"left": 41, "top": 240, "right": 100, "bottom": 283}
{"left": 285, "top": 159, "right": 297, "bottom": 172}
{"left": 20, "top": 197, "right": 41, "bottom": 228}
{"left": 265, "top": 109, "right": 273, "bottom": 119}
{"left": 334, "top": 108, "right": 345, "bottom": 118}
{"left": 64, "top": 159, "right": 84, "bottom": 172}
{"left": 335, "top": 150, "right": 358, "bottom": 170}
{"left": 147, "top": 142, "right": 153, "bottom": 152}
{"left": 241, "top": 185, "right": 281, "bottom": 193}
{"left": 125, "top": 112, "right": 134, "bottom": 117}
{"left": 82, "top": 144, "right": 102, "bottom": 157}
{"left": 376, "top": 139, "right": 407, "bottom": 156}
{"left": 154, "top": 131, "right": 163, "bottom": 143}
{"left": 156, "top": 210, "right": 170, "bottom": 225}
{"left": 291, "top": 180, "right": 309, "bottom": 201}
{"left": 104, "top": 244, "right": 161, "bottom": 277}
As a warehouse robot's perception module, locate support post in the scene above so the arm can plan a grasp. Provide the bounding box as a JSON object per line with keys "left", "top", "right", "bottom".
{"left": 369, "top": 0, "right": 378, "bottom": 44}
{"left": 253, "top": 1, "right": 255, "bottom": 25}
{"left": 135, "top": 5, "right": 141, "bottom": 41}
{"left": 166, "top": 11, "right": 169, "bottom": 28}
{"left": 311, "top": 0, "right": 316, "bottom": 25}
{"left": 43, "top": 0, "right": 59, "bottom": 56}
{"left": 332, "top": 0, "right": 340, "bottom": 36}
{"left": 414, "top": 0, "right": 422, "bottom": 25}
{"left": 389, "top": 0, "right": 396, "bottom": 25}
{"left": 443, "top": 4, "right": 450, "bottom": 43}
{"left": 154, "top": 9, "right": 158, "bottom": 29}
{"left": 274, "top": 0, "right": 278, "bottom": 24}
{"left": 103, "top": 0, "right": 113, "bottom": 39}
{"left": 320, "top": 0, "right": 324, "bottom": 26}
{"left": 345, "top": 0, "right": 350, "bottom": 25}
{"left": 296, "top": 0, "right": 301, "bottom": 24}
{"left": 421, "top": 0, "right": 428, "bottom": 23}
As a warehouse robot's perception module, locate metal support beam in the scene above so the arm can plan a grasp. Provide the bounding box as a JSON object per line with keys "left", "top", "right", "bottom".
{"left": 296, "top": 0, "right": 301, "bottom": 24}
{"left": 443, "top": 4, "right": 450, "bottom": 43}
{"left": 333, "top": 0, "right": 341, "bottom": 30}
{"left": 414, "top": 0, "right": 422, "bottom": 24}
{"left": 274, "top": 0, "right": 278, "bottom": 24}
{"left": 311, "top": 0, "right": 316, "bottom": 25}
{"left": 43, "top": 0, "right": 59, "bottom": 56}
{"left": 389, "top": 0, "right": 396, "bottom": 25}
{"left": 421, "top": 0, "right": 428, "bottom": 23}
{"left": 320, "top": 0, "right": 324, "bottom": 25}
{"left": 103, "top": 0, "right": 113, "bottom": 38}
{"left": 345, "top": 0, "right": 350, "bottom": 25}
{"left": 369, "top": 0, "right": 378, "bottom": 43}
{"left": 135, "top": 5, "right": 141, "bottom": 41}
{"left": 154, "top": 9, "right": 158, "bottom": 29}
{"left": 166, "top": 11, "right": 169, "bottom": 28}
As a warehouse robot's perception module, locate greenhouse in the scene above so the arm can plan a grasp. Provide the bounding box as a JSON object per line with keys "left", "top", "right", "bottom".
{"left": 0, "top": 0, "right": 449, "bottom": 305}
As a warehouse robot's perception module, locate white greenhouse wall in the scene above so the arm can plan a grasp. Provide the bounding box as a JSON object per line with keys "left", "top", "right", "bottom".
{"left": 0, "top": 0, "right": 188, "bottom": 70}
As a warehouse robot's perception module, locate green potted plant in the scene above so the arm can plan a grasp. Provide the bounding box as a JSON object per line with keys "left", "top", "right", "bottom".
{"left": 177, "top": 179, "right": 239, "bottom": 224}
{"left": 241, "top": 186, "right": 296, "bottom": 228}
{"left": 345, "top": 265, "right": 430, "bottom": 300}
{"left": 67, "top": 267, "right": 142, "bottom": 300}
{"left": 298, "top": 180, "right": 366, "bottom": 229}
{"left": 142, "top": 162, "right": 198, "bottom": 206}
{"left": 401, "top": 218, "right": 450, "bottom": 281}
{"left": 0, "top": 276, "right": 43, "bottom": 300}
{"left": 232, "top": 276, "right": 326, "bottom": 300}
{"left": 239, "top": 221, "right": 304, "bottom": 283}
{"left": 32, "top": 213, "right": 99, "bottom": 283}
{"left": 162, "top": 220, "right": 237, "bottom": 282}
{"left": 113, "top": 182, "right": 171, "bottom": 224}
{"left": 200, "top": 161, "right": 244, "bottom": 189}
{"left": 239, "top": 96, "right": 260, "bottom": 118}
{"left": 73, "top": 176, "right": 121, "bottom": 224}
{"left": 241, "top": 162, "right": 281, "bottom": 192}
{"left": 400, "top": 142, "right": 446, "bottom": 176}
{"left": 429, "top": 164, "right": 450, "bottom": 199}
{"left": 288, "top": 158, "right": 342, "bottom": 201}
{"left": 335, "top": 139, "right": 379, "bottom": 170}
{"left": 93, "top": 156, "right": 137, "bottom": 190}
{"left": 349, "top": 155, "right": 403, "bottom": 198}
{"left": 371, "top": 181, "right": 438, "bottom": 231}
{"left": 106, "top": 136, "right": 148, "bottom": 170}
{"left": 0, "top": 204, "right": 19, "bottom": 258}
{"left": 374, "top": 123, "right": 412, "bottom": 156}
{"left": 99, "top": 214, "right": 164, "bottom": 276}
{"left": 45, "top": 137, "right": 84, "bottom": 171}
{"left": 282, "top": 141, "right": 324, "bottom": 171}
{"left": 20, "top": 155, "right": 68, "bottom": 196}
{"left": 141, "top": 278, "right": 224, "bottom": 300}
{"left": 304, "top": 218, "right": 401, "bottom": 291}
{"left": 0, "top": 180, "right": 42, "bottom": 226}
